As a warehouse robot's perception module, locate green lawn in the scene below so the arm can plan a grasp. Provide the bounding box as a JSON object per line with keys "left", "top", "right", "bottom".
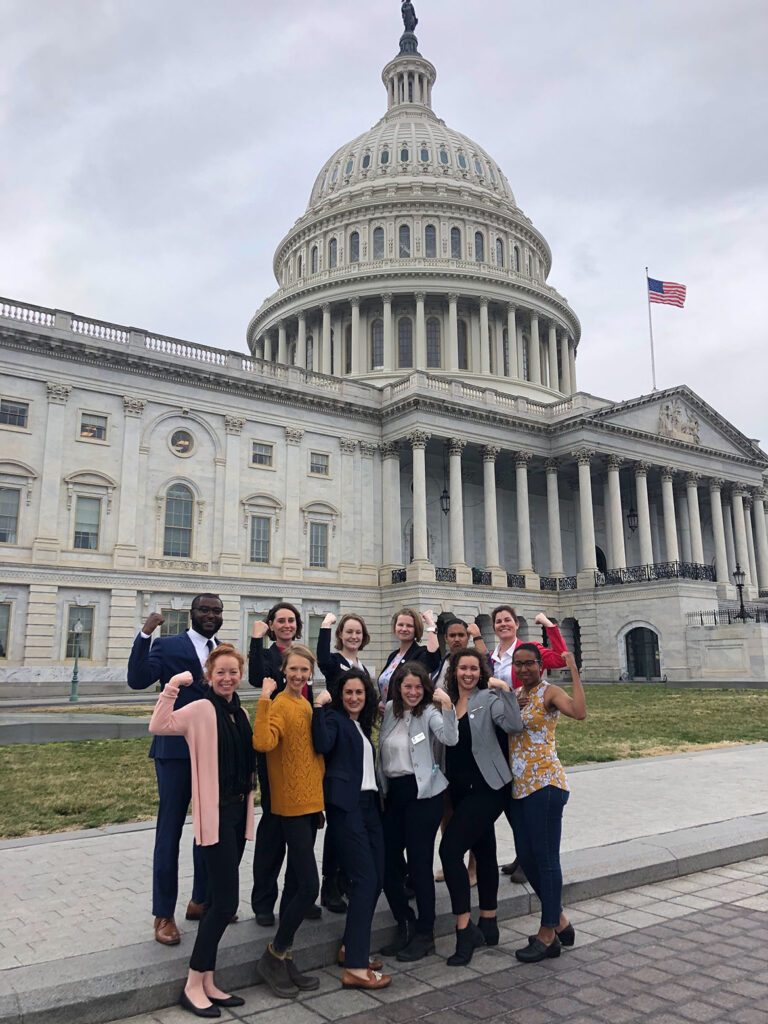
{"left": 2, "top": 686, "right": 766, "bottom": 839}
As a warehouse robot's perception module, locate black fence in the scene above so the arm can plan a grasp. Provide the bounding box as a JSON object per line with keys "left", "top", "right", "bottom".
{"left": 687, "top": 606, "right": 768, "bottom": 625}
{"left": 595, "top": 561, "right": 716, "bottom": 587}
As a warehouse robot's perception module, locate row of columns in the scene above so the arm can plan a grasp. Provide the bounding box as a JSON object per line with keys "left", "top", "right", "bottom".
{"left": 380, "top": 436, "right": 768, "bottom": 592}
{"left": 256, "top": 295, "right": 578, "bottom": 393}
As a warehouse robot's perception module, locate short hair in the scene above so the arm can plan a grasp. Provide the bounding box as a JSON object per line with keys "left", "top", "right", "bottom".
{"left": 281, "top": 643, "right": 316, "bottom": 674}
{"left": 191, "top": 593, "right": 222, "bottom": 611}
{"left": 205, "top": 642, "right": 244, "bottom": 676}
{"left": 512, "top": 642, "right": 542, "bottom": 666}
{"left": 389, "top": 661, "right": 434, "bottom": 719}
{"left": 265, "top": 602, "right": 303, "bottom": 641}
{"left": 444, "top": 647, "right": 490, "bottom": 704}
{"left": 334, "top": 613, "right": 371, "bottom": 651}
{"left": 331, "top": 668, "right": 379, "bottom": 738}
{"left": 391, "top": 606, "right": 424, "bottom": 643}
{"left": 491, "top": 604, "right": 518, "bottom": 626}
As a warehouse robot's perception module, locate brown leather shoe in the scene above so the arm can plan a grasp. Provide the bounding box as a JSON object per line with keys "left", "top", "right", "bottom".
{"left": 342, "top": 968, "right": 392, "bottom": 990}
{"left": 185, "top": 900, "right": 207, "bottom": 920}
{"left": 154, "top": 916, "right": 180, "bottom": 945}
{"left": 337, "top": 947, "right": 383, "bottom": 970}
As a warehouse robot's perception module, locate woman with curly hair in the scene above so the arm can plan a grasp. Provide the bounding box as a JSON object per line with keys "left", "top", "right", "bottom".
{"left": 377, "top": 661, "right": 457, "bottom": 961}
{"left": 439, "top": 647, "right": 523, "bottom": 966}
{"left": 312, "top": 669, "right": 391, "bottom": 991}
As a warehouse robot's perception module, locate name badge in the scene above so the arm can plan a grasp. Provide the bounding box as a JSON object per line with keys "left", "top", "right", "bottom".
{"left": 411, "top": 732, "right": 426, "bottom": 744}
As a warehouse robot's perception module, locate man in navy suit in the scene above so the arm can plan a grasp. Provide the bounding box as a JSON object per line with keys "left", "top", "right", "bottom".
{"left": 127, "top": 593, "right": 223, "bottom": 944}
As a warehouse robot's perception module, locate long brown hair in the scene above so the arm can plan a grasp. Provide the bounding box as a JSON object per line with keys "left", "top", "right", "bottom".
{"left": 389, "top": 661, "right": 434, "bottom": 718}
{"left": 444, "top": 647, "right": 490, "bottom": 704}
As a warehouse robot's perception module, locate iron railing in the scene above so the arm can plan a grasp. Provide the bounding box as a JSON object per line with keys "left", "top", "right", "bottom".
{"left": 506, "top": 573, "right": 526, "bottom": 589}
{"left": 595, "top": 561, "right": 715, "bottom": 587}
{"left": 472, "top": 569, "right": 492, "bottom": 586}
{"left": 391, "top": 569, "right": 407, "bottom": 584}
{"left": 435, "top": 567, "right": 457, "bottom": 583}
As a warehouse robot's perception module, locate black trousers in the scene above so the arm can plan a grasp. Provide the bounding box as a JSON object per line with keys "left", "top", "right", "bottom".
{"left": 273, "top": 814, "right": 319, "bottom": 953}
{"left": 439, "top": 777, "right": 508, "bottom": 916}
{"left": 251, "top": 809, "right": 286, "bottom": 914}
{"left": 383, "top": 775, "right": 443, "bottom": 933}
{"left": 328, "top": 791, "right": 384, "bottom": 969}
{"left": 189, "top": 800, "right": 246, "bottom": 972}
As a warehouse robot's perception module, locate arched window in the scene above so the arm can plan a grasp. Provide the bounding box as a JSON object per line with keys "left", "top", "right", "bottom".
{"left": 420, "top": 146, "right": 430, "bottom": 163}
{"left": 380, "top": 149, "right": 390, "bottom": 165}
{"left": 345, "top": 157, "right": 354, "bottom": 175}
{"left": 439, "top": 148, "right": 449, "bottom": 165}
{"left": 457, "top": 320, "right": 468, "bottom": 370}
{"left": 522, "top": 336, "right": 529, "bottom": 380}
{"left": 398, "top": 317, "right": 413, "bottom": 368}
{"left": 373, "top": 227, "right": 385, "bottom": 260}
{"left": 331, "top": 164, "right": 339, "bottom": 184}
{"left": 474, "top": 231, "right": 484, "bottom": 262}
{"left": 344, "top": 324, "right": 352, "bottom": 375}
{"left": 297, "top": 254, "right": 303, "bottom": 278}
{"left": 362, "top": 153, "right": 371, "bottom": 169}
{"left": 496, "top": 238, "right": 504, "bottom": 267}
{"left": 328, "top": 238, "right": 337, "bottom": 269}
{"left": 370, "top": 319, "right": 384, "bottom": 369}
{"left": 474, "top": 157, "right": 484, "bottom": 176}
{"left": 311, "top": 245, "right": 318, "bottom": 274}
{"left": 400, "top": 147, "right": 409, "bottom": 163}
{"left": 503, "top": 328, "right": 510, "bottom": 377}
{"left": 513, "top": 245, "right": 521, "bottom": 272}
{"left": 424, "top": 224, "right": 437, "bottom": 258}
{"left": 399, "top": 224, "right": 411, "bottom": 258}
{"left": 349, "top": 231, "right": 360, "bottom": 263}
{"left": 426, "top": 317, "right": 441, "bottom": 367}
{"left": 306, "top": 334, "right": 314, "bottom": 371}
{"left": 450, "top": 226, "right": 462, "bottom": 259}
{"left": 164, "top": 484, "right": 193, "bottom": 558}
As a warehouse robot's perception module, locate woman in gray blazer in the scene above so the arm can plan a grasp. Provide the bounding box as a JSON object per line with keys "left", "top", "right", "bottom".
{"left": 439, "top": 647, "right": 523, "bottom": 967}
{"left": 377, "top": 662, "right": 458, "bottom": 962}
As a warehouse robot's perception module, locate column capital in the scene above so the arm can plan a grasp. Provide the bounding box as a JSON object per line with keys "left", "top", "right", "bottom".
{"left": 514, "top": 450, "right": 533, "bottom": 467}
{"left": 633, "top": 460, "right": 651, "bottom": 477}
{"left": 415, "top": 291, "right": 426, "bottom": 303}
{"left": 479, "top": 296, "right": 489, "bottom": 308}
{"left": 448, "top": 438, "right": 467, "bottom": 456}
{"left": 339, "top": 437, "right": 357, "bottom": 454}
{"left": 483, "top": 445, "right": 501, "bottom": 462}
{"left": 381, "top": 292, "right": 393, "bottom": 303}
{"left": 379, "top": 441, "right": 400, "bottom": 459}
{"left": 709, "top": 477, "right": 725, "bottom": 492}
{"left": 359, "top": 441, "right": 377, "bottom": 458}
{"left": 685, "top": 471, "right": 702, "bottom": 486}
{"left": 754, "top": 488, "right": 768, "bottom": 504}
{"left": 409, "top": 430, "right": 430, "bottom": 450}
{"left": 545, "top": 458, "right": 559, "bottom": 474}
{"left": 350, "top": 296, "right": 361, "bottom": 308}
{"left": 46, "top": 382, "right": 71, "bottom": 404}
{"left": 448, "top": 292, "right": 459, "bottom": 303}
{"left": 571, "top": 447, "right": 594, "bottom": 466}
{"left": 660, "top": 467, "right": 676, "bottom": 482}
{"left": 297, "top": 310, "right": 306, "bottom": 322}
{"left": 321, "top": 302, "right": 331, "bottom": 314}
{"left": 530, "top": 311, "right": 539, "bottom": 323}
{"left": 224, "top": 415, "right": 246, "bottom": 435}
{"left": 285, "top": 427, "right": 304, "bottom": 445}
{"left": 506, "top": 302, "right": 517, "bottom": 313}
{"left": 732, "top": 485, "right": 748, "bottom": 499}
{"left": 123, "top": 396, "right": 146, "bottom": 417}
{"left": 743, "top": 493, "right": 753, "bottom": 510}
{"left": 276, "top": 318, "right": 286, "bottom": 329}
{"left": 606, "top": 454, "right": 622, "bottom": 472}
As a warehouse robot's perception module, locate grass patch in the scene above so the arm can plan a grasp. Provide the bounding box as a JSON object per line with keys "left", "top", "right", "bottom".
{"left": 2, "top": 687, "right": 766, "bottom": 839}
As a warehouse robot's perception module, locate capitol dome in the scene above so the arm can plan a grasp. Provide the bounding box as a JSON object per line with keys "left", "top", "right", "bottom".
{"left": 247, "top": 10, "right": 580, "bottom": 400}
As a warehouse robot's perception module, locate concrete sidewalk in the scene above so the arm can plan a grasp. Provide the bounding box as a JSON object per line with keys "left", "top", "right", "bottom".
{"left": 1, "top": 745, "right": 767, "bottom": 1024}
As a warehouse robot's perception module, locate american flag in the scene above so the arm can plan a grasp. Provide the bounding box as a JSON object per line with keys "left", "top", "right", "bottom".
{"left": 648, "top": 277, "right": 686, "bottom": 308}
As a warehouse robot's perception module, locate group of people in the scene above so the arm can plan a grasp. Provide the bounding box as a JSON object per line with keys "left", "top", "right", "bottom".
{"left": 131, "top": 595, "right": 586, "bottom": 1018}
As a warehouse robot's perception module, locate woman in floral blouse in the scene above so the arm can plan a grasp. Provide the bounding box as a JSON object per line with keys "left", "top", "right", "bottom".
{"left": 508, "top": 645, "right": 585, "bottom": 964}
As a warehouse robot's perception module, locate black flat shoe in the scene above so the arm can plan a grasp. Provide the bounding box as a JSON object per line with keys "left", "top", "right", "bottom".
{"left": 208, "top": 994, "right": 245, "bottom": 1007}
{"left": 304, "top": 904, "right": 322, "bottom": 920}
{"left": 527, "top": 923, "right": 575, "bottom": 948}
{"left": 254, "top": 911, "right": 275, "bottom": 927}
{"left": 179, "top": 990, "right": 221, "bottom": 1018}
{"left": 516, "top": 935, "right": 561, "bottom": 963}
{"left": 447, "top": 921, "right": 485, "bottom": 967}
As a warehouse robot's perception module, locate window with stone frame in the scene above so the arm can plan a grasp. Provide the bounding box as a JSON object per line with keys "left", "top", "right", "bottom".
{"left": 370, "top": 319, "right": 384, "bottom": 369}
{"left": 251, "top": 442, "right": 274, "bottom": 468}
{"left": 450, "top": 226, "right": 462, "bottom": 259}
{"left": 310, "top": 452, "right": 330, "bottom": 477}
{"left": 457, "top": 320, "right": 469, "bottom": 370}
{"left": 424, "top": 224, "right": 437, "bottom": 258}
{"left": 249, "top": 515, "right": 271, "bottom": 563}
{"left": 328, "top": 237, "right": 338, "bottom": 269}
{"left": 398, "top": 317, "right": 413, "bottom": 368}
{"left": 0, "top": 603, "right": 9, "bottom": 658}
{"left": 0, "top": 399, "right": 29, "bottom": 429}
{"left": 496, "top": 238, "right": 504, "bottom": 268}
{"left": 311, "top": 245, "right": 318, "bottom": 273}
{"left": 373, "top": 227, "right": 385, "bottom": 260}
{"left": 0, "top": 487, "right": 20, "bottom": 544}
{"left": 475, "top": 231, "right": 485, "bottom": 262}
{"left": 309, "top": 521, "right": 328, "bottom": 567}
{"left": 79, "top": 412, "right": 108, "bottom": 441}
{"left": 426, "top": 317, "right": 441, "bottom": 367}
{"left": 349, "top": 231, "right": 360, "bottom": 263}
{"left": 163, "top": 484, "right": 194, "bottom": 557}
{"left": 66, "top": 606, "right": 94, "bottom": 659}
{"left": 160, "top": 609, "right": 190, "bottom": 637}
{"left": 399, "top": 224, "right": 411, "bottom": 258}
{"left": 73, "top": 496, "right": 100, "bottom": 550}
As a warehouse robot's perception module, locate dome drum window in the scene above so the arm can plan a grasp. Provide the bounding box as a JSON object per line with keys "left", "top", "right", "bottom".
{"left": 331, "top": 165, "right": 339, "bottom": 184}
{"left": 473, "top": 157, "right": 484, "bottom": 176}
{"left": 328, "top": 238, "right": 338, "bottom": 269}
{"left": 457, "top": 153, "right": 467, "bottom": 170}
{"left": 420, "top": 147, "right": 430, "bottom": 163}
{"left": 362, "top": 153, "right": 371, "bottom": 169}
{"left": 400, "top": 148, "right": 410, "bottom": 163}
{"left": 345, "top": 158, "right": 354, "bottom": 176}
{"left": 474, "top": 231, "right": 485, "bottom": 263}
{"left": 398, "top": 317, "right": 413, "bottom": 368}
{"left": 399, "top": 224, "right": 411, "bottom": 258}
{"left": 439, "top": 149, "right": 449, "bottom": 165}
{"left": 450, "top": 226, "right": 462, "bottom": 260}
{"left": 373, "top": 227, "right": 385, "bottom": 261}
{"left": 424, "top": 224, "right": 437, "bottom": 259}
{"left": 381, "top": 149, "right": 390, "bottom": 165}
{"left": 349, "top": 231, "right": 360, "bottom": 263}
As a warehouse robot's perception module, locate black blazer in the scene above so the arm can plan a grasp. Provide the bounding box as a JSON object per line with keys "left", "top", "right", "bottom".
{"left": 311, "top": 707, "right": 376, "bottom": 813}
{"left": 381, "top": 641, "right": 441, "bottom": 675}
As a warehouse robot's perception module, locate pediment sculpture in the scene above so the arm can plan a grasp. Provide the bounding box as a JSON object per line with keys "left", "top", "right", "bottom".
{"left": 658, "top": 399, "right": 700, "bottom": 445}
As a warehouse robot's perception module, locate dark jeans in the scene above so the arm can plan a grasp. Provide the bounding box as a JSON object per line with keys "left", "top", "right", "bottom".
{"left": 383, "top": 775, "right": 443, "bottom": 933}
{"left": 328, "top": 791, "right": 384, "bottom": 969}
{"left": 251, "top": 809, "right": 286, "bottom": 914}
{"left": 510, "top": 785, "right": 569, "bottom": 927}
{"left": 439, "top": 777, "right": 508, "bottom": 916}
{"left": 189, "top": 800, "right": 247, "bottom": 972}
{"left": 273, "top": 814, "right": 319, "bottom": 953}
{"left": 153, "top": 757, "right": 207, "bottom": 918}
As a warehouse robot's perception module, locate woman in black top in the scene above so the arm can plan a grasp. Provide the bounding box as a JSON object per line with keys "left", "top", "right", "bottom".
{"left": 377, "top": 607, "right": 440, "bottom": 702}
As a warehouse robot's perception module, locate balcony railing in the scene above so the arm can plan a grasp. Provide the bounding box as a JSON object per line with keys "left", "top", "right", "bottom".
{"left": 539, "top": 575, "right": 578, "bottom": 591}
{"left": 391, "top": 569, "right": 407, "bottom": 584}
{"left": 595, "top": 561, "right": 715, "bottom": 587}
{"left": 435, "top": 567, "right": 457, "bottom": 583}
{"left": 506, "top": 573, "right": 526, "bottom": 589}
{"left": 472, "top": 569, "right": 492, "bottom": 586}
{"left": 687, "top": 606, "right": 768, "bottom": 625}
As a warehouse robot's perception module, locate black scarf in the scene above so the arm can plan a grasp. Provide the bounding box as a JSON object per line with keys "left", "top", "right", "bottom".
{"left": 205, "top": 688, "right": 255, "bottom": 798}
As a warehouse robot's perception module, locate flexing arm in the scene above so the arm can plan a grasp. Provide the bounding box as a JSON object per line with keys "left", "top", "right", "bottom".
{"left": 547, "top": 650, "right": 586, "bottom": 720}
{"left": 428, "top": 696, "right": 458, "bottom": 746}
{"left": 316, "top": 625, "right": 339, "bottom": 689}
{"left": 488, "top": 681, "right": 524, "bottom": 734}
{"left": 535, "top": 612, "right": 568, "bottom": 670}
{"left": 423, "top": 609, "right": 439, "bottom": 655}
{"left": 467, "top": 622, "right": 488, "bottom": 655}
{"left": 248, "top": 624, "right": 270, "bottom": 688}
{"left": 148, "top": 672, "right": 198, "bottom": 735}
{"left": 310, "top": 700, "right": 340, "bottom": 755}
{"left": 252, "top": 679, "right": 282, "bottom": 751}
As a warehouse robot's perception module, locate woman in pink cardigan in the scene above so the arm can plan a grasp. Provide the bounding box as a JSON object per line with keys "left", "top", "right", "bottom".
{"left": 150, "top": 643, "right": 255, "bottom": 1019}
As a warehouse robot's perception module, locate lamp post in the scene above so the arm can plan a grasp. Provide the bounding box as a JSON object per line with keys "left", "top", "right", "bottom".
{"left": 69, "top": 619, "right": 83, "bottom": 703}
{"left": 732, "top": 563, "right": 750, "bottom": 622}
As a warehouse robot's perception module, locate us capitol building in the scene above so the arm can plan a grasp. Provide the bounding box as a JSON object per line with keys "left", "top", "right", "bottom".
{"left": 2, "top": 5, "right": 768, "bottom": 694}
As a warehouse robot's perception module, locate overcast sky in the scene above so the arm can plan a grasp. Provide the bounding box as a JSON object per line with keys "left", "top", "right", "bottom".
{"left": 3, "top": 0, "right": 767, "bottom": 445}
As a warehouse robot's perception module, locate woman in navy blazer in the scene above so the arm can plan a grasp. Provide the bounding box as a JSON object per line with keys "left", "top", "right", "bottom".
{"left": 312, "top": 669, "right": 391, "bottom": 992}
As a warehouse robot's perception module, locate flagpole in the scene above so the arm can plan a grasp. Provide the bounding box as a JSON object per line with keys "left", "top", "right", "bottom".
{"left": 645, "top": 266, "right": 657, "bottom": 391}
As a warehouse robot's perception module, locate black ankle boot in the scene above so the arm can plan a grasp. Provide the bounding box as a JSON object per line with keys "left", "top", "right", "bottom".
{"left": 447, "top": 921, "right": 485, "bottom": 966}
{"left": 396, "top": 930, "right": 435, "bottom": 962}
{"left": 379, "top": 918, "right": 413, "bottom": 956}
{"left": 477, "top": 916, "right": 499, "bottom": 946}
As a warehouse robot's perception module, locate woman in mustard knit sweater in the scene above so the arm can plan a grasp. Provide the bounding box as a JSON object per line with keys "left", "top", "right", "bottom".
{"left": 252, "top": 645, "right": 325, "bottom": 999}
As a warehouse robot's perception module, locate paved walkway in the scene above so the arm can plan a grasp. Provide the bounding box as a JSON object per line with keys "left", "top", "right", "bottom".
{"left": 1, "top": 745, "right": 767, "bottom": 1024}
{"left": 109, "top": 856, "right": 768, "bottom": 1024}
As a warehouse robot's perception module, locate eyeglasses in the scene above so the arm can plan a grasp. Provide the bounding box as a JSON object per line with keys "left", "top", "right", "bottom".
{"left": 513, "top": 660, "right": 539, "bottom": 669}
